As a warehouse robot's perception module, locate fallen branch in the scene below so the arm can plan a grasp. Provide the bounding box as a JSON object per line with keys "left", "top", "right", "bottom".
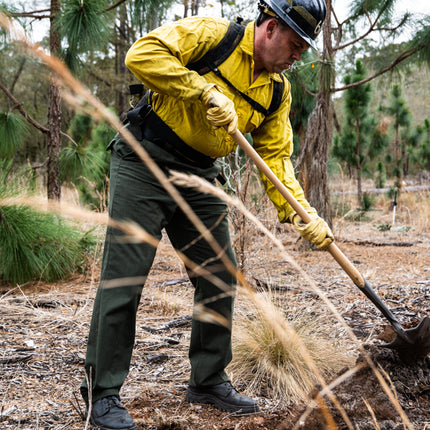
{"left": 332, "top": 185, "right": 430, "bottom": 195}
{"left": 0, "top": 354, "right": 32, "bottom": 365}
{"left": 141, "top": 316, "right": 192, "bottom": 333}
{"left": 340, "top": 239, "right": 419, "bottom": 247}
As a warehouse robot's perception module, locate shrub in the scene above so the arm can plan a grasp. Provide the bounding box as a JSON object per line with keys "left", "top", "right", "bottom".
{"left": 0, "top": 204, "right": 95, "bottom": 284}
{"left": 0, "top": 204, "right": 93, "bottom": 284}
{"left": 360, "top": 192, "right": 375, "bottom": 212}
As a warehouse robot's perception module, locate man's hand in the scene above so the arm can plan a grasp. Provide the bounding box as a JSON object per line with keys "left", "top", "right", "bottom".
{"left": 289, "top": 208, "right": 334, "bottom": 250}
{"left": 200, "top": 85, "right": 238, "bottom": 134}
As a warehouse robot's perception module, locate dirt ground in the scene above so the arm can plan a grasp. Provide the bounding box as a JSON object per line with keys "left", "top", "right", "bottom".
{"left": 1, "top": 188, "right": 430, "bottom": 429}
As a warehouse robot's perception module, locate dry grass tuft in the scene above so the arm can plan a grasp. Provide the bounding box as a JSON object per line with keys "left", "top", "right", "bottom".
{"left": 145, "top": 290, "right": 186, "bottom": 316}
{"left": 229, "top": 291, "right": 353, "bottom": 405}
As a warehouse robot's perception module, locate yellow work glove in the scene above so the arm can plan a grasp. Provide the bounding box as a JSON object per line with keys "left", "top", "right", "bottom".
{"left": 200, "top": 85, "right": 238, "bottom": 134}
{"left": 289, "top": 207, "right": 334, "bottom": 250}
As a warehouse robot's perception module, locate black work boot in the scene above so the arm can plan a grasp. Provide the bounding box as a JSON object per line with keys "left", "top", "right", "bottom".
{"left": 88, "top": 395, "right": 137, "bottom": 430}
{"left": 186, "top": 381, "right": 259, "bottom": 413}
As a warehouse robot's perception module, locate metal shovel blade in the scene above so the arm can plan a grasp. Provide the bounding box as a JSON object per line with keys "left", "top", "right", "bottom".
{"left": 382, "top": 316, "right": 430, "bottom": 364}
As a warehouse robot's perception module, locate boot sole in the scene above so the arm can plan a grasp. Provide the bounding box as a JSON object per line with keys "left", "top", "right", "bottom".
{"left": 185, "top": 390, "right": 259, "bottom": 414}
{"left": 90, "top": 418, "right": 137, "bottom": 430}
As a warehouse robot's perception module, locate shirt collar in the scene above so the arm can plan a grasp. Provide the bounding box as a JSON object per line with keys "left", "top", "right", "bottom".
{"left": 242, "top": 21, "right": 283, "bottom": 84}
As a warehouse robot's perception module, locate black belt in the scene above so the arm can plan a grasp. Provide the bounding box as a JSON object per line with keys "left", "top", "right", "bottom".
{"left": 142, "top": 109, "right": 215, "bottom": 169}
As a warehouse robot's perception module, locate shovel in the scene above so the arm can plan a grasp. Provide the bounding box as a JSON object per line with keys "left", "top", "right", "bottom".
{"left": 230, "top": 129, "right": 430, "bottom": 364}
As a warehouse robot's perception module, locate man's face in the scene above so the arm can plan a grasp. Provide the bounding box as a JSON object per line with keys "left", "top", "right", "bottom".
{"left": 262, "top": 22, "right": 310, "bottom": 73}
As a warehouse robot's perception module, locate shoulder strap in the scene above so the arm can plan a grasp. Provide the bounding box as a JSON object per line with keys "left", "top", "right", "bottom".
{"left": 187, "top": 21, "right": 245, "bottom": 75}
{"left": 188, "top": 21, "right": 284, "bottom": 117}
{"left": 267, "top": 78, "right": 284, "bottom": 116}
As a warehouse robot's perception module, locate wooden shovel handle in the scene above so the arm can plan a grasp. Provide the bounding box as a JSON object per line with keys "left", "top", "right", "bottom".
{"left": 230, "top": 130, "right": 366, "bottom": 289}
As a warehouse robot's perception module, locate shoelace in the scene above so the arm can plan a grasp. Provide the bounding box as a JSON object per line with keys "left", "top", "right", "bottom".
{"left": 102, "top": 396, "right": 124, "bottom": 410}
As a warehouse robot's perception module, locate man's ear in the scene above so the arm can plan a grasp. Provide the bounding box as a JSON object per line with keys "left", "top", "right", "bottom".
{"left": 266, "top": 19, "right": 278, "bottom": 39}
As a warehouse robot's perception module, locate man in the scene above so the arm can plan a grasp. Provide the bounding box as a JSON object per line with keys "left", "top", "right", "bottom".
{"left": 81, "top": 1, "right": 331, "bottom": 429}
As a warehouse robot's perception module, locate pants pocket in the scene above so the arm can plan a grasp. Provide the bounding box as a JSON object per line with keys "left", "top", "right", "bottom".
{"left": 107, "top": 132, "right": 140, "bottom": 161}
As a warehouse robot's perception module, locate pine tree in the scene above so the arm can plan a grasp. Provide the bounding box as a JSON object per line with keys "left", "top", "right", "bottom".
{"left": 379, "top": 84, "right": 417, "bottom": 187}
{"left": 333, "top": 60, "right": 388, "bottom": 204}
{"left": 418, "top": 118, "right": 430, "bottom": 171}
{"left": 297, "top": 0, "right": 430, "bottom": 222}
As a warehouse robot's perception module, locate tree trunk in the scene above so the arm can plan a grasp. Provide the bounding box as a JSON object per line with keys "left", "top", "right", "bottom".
{"left": 297, "top": 0, "right": 334, "bottom": 225}
{"left": 356, "top": 118, "right": 362, "bottom": 205}
{"left": 191, "top": 0, "right": 201, "bottom": 15}
{"left": 357, "top": 168, "right": 362, "bottom": 205}
{"left": 299, "top": 92, "right": 333, "bottom": 223}
{"left": 394, "top": 122, "right": 403, "bottom": 188}
{"left": 47, "top": 0, "right": 62, "bottom": 201}
{"left": 117, "top": 3, "right": 128, "bottom": 115}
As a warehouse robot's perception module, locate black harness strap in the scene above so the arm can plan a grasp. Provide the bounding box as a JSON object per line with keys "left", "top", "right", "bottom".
{"left": 188, "top": 21, "right": 284, "bottom": 117}
{"left": 187, "top": 22, "right": 245, "bottom": 75}
{"left": 211, "top": 65, "right": 283, "bottom": 117}
{"left": 268, "top": 80, "right": 284, "bottom": 116}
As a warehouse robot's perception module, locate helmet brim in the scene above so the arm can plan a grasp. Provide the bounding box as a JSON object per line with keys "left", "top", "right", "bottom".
{"left": 283, "top": 15, "right": 318, "bottom": 49}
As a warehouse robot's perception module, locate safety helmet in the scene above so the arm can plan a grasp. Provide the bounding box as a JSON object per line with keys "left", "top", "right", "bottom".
{"left": 258, "top": 0, "right": 326, "bottom": 49}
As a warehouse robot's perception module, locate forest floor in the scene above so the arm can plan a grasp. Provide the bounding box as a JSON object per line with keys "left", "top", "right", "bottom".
{"left": 1, "top": 181, "right": 430, "bottom": 429}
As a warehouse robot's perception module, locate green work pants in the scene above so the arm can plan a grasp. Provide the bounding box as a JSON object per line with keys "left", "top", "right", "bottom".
{"left": 81, "top": 135, "right": 237, "bottom": 403}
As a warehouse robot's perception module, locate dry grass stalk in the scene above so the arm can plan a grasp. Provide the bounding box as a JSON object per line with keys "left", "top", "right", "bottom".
{"left": 363, "top": 398, "right": 381, "bottom": 430}
{"left": 0, "top": 11, "right": 238, "bottom": 298}
{"left": 0, "top": 194, "right": 235, "bottom": 312}
{"left": 229, "top": 291, "right": 353, "bottom": 405}
{"left": 146, "top": 289, "right": 186, "bottom": 316}
{"left": 171, "top": 171, "right": 416, "bottom": 429}
{"left": 0, "top": 14, "right": 417, "bottom": 429}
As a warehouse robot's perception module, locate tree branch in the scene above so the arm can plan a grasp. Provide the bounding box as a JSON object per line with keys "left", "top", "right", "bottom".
{"left": 0, "top": 81, "right": 81, "bottom": 147}
{"left": 10, "top": 57, "right": 26, "bottom": 94}
{"left": 293, "top": 72, "right": 317, "bottom": 98}
{"left": 334, "top": 1, "right": 396, "bottom": 52}
{"left": 10, "top": 11, "right": 51, "bottom": 20}
{"left": 60, "top": 131, "right": 79, "bottom": 147}
{"left": 103, "top": 0, "right": 129, "bottom": 13}
{"left": 333, "top": 47, "right": 418, "bottom": 93}
{"left": 0, "top": 80, "right": 49, "bottom": 133}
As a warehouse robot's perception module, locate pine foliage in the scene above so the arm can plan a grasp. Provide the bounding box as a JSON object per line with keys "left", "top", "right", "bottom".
{"left": 412, "top": 16, "right": 430, "bottom": 66}
{"left": 0, "top": 111, "right": 29, "bottom": 158}
{"left": 0, "top": 161, "right": 95, "bottom": 284}
{"left": 132, "top": 0, "right": 177, "bottom": 33}
{"left": 333, "top": 60, "right": 389, "bottom": 203}
{"left": 419, "top": 118, "right": 430, "bottom": 170}
{"left": 59, "top": 0, "right": 111, "bottom": 54}
{"left": 0, "top": 204, "right": 89, "bottom": 284}
{"left": 60, "top": 114, "right": 114, "bottom": 210}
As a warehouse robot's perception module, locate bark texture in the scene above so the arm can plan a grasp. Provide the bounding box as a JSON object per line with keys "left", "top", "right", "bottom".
{"left": 297, "top": 0, "right": 334, "bottom": 225}
{"left": 47, "top": 0, "right": 62, "bottom": 201}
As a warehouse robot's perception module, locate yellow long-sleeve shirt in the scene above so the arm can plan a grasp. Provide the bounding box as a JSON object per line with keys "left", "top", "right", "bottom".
{"left": 125, "top": 16, "right": 311, "bottom": 222}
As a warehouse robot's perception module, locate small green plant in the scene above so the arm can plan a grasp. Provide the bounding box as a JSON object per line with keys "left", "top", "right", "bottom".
{"left": 344, "top": 210, "right": 370, "bottom": 222}
{"left": 374, "top": 161, "right": 387, "bottom": 189}
{"left": 60, "top": 115, "right": 114, "bottom": 211}
{"left": 376, "top": 223, "right": 391, "bottom": 231}
{"left": 387, "top": 187, "right": 397, "bottom": 200}
{"left": 360, "top": 192, "right": 375, "bottom": 212}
